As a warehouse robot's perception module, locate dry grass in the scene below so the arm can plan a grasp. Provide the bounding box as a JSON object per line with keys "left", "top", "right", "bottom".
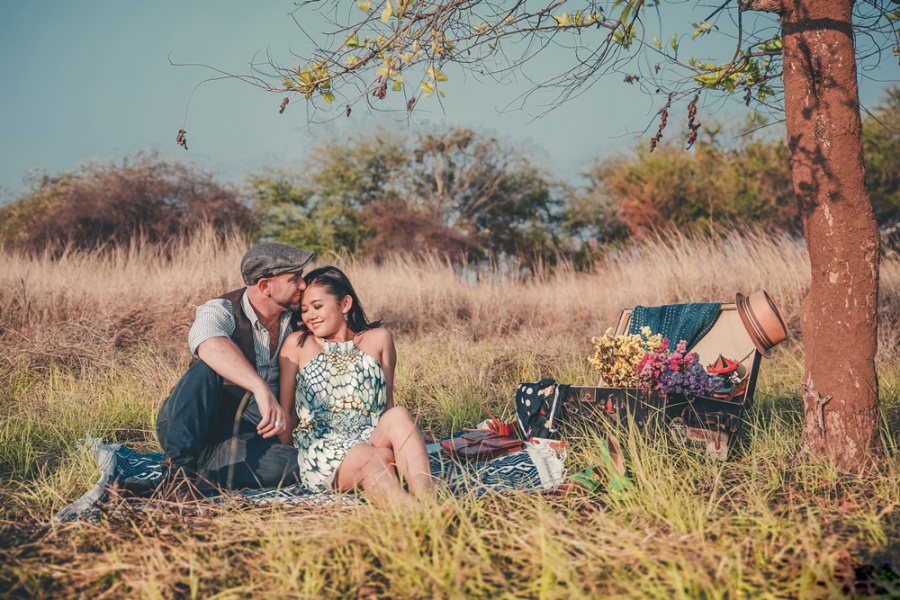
{"left": 0, "top": 227, "right": 815, "bottom": 366}
{"left": 1, "top": 228, "right": 899, "bottom": 598}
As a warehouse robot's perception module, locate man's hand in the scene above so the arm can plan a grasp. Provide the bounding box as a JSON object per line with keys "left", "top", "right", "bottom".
{"left": 253, "top": 386, "right": 287, "bottom": 439}
{"left": 196, "top": 337, "right": 287, "bottom": 439}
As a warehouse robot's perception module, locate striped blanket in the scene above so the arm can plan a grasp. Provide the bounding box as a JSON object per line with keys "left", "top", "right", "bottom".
{"left": 55, "top": 435, "right": 567, "bottom": 521}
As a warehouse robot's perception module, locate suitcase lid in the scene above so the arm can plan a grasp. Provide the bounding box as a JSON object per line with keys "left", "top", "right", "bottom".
{"left": 614, "top": 302, "right": 759, "bottom": 380}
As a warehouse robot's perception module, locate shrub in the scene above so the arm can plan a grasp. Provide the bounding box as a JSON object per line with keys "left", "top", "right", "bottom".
{"left": 588, "top": 127, "right": 798, "bottom": 237}
{"left": 0, "top": 152, "right": 258, "bottom": 254}
{"left": 250, "top": 127, "right": 563, "bottom": 269}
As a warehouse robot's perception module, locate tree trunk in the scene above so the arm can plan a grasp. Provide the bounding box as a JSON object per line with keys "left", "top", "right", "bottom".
{"left": 779, "top": 0, "right": 881, "bottom": 468}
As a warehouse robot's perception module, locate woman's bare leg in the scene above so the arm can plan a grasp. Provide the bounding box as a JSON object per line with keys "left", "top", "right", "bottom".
{"left": 368, "top": 407, "right": 434, "bottom": 500}
{"left": 334, "top": 444, "right": 414, "bottom": 508}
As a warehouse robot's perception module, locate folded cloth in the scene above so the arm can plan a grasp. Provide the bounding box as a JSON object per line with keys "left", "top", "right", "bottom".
{"left": 440, "top": 431, "right": 523, "bottom": 461}
{"left": 628, "top": 302, "right": 721, "bottom": 351}
{"left": 55, "top": 434, "right": 568, "bottom": 521}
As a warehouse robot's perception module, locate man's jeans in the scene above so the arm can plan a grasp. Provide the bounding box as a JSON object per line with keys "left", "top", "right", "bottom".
{"left": 156, "top": 360, "right": 300, "bottom": 489}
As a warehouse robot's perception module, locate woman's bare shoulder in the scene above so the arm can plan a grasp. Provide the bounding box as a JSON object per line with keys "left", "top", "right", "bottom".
{"left": 281, "top": 330, "right": 321, "bottom": 358}
{"left": 360, "top": 326, "right": 393, "bottom": 345}
{"left": 280, "top": 331, "right": 303, "bottom": 354}
{"left": 355, "top": 326, "right": 392, "bottom": 357}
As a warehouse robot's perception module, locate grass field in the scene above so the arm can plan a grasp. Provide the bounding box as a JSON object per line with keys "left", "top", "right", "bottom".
{"left": 1, "top": 229, "right": 898, "bottom": 598}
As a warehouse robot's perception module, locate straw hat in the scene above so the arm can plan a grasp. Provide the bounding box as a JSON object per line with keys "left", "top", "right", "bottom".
{"left": 736, "top": 290, "right": 788, "bottom": 358}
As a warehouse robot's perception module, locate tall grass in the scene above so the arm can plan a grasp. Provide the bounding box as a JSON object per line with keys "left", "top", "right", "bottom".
{"left": 0, "top": 228, "right": 819, "bottom": 367}
{"left": 1, "top": 228, "right": 898, "bottom": 598}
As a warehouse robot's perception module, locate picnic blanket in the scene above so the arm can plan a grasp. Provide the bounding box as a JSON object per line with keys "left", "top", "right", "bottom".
{"left": 55, "top": 434, "right": 567, "bottom": 522}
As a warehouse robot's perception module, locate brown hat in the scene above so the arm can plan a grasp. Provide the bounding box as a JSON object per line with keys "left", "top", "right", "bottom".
{"left": 736, "top": 290, "right": 788, "bottom": 358}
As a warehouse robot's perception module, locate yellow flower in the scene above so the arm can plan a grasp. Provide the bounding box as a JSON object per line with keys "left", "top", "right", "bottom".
{"left": 588, "top": 328, "right": 662, "bottom": 387}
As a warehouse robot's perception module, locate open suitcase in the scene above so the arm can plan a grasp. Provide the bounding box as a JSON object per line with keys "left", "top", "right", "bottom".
{"left": 561, "top": 301, "right": 768, "bottom": 460}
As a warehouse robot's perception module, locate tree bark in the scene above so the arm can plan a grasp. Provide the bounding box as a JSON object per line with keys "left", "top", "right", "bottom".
{"left": 778, "top": 0, "right": 881, "bottom": 467}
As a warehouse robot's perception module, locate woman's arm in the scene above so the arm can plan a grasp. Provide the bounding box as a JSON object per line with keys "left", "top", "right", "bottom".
{"left": 380, "top": 328, "right": 397, "bottom": 411}
{"left": 277, "top": 334, "right": 301, "bottom": 445}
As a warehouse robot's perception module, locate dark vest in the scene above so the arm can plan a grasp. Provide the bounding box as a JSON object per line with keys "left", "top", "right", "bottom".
{"left": 218, "top": 288, "right": 256, "bottom": 368}
{"left": 215, "top": 288, "right": 304, "bottom": 370}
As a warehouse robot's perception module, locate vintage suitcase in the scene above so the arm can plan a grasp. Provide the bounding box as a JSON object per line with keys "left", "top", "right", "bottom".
{"left": 561, "top": 386, "right": 656, "bottom": 431}
{"left": 564, "top": 302, "right": 762, "bottom": 460}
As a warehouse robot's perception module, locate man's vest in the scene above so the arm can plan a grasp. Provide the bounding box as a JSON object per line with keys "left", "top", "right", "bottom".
{"left": 218, "top": 288, "right": 256, "bottom": 369}
{"left": 215, "top": 288, "right": 304, "bottom": 371}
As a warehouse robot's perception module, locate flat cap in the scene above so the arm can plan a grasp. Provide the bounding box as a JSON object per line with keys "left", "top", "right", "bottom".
{"left": 241, "top": 243, "right": 315, "bottom": 285}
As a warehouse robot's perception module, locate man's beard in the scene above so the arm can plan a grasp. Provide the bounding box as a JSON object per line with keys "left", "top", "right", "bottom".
{"left": 277, "top": 299, "right": 301, "bottom": 312}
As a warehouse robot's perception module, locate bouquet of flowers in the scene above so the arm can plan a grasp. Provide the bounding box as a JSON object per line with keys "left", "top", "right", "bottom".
{"left": 636, "top": 339, "right": 724, "bottom": 399}
{"left": 589, "top": 327, "right": 663, "bottom": 388}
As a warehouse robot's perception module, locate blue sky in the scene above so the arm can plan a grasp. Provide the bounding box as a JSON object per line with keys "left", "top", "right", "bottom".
{"left": 1, "top": 1, "right": 896, "bottom": 201}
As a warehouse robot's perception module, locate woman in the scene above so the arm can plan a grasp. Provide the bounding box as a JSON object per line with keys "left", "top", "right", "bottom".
{"left": 278, "top": 266, "right": 434, "bottom": 506}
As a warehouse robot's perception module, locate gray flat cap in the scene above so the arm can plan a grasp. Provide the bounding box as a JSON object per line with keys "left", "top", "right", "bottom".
{"left": 241, "top": 243, "right": 315, "bottom": 285}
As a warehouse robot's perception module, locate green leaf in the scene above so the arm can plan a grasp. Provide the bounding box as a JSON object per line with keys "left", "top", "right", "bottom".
{"left": 381, "top": 0, "right": 392, "bottom": 23}
{"left": 761, "top": 36, "right": 783, "bottom": 52}
{"left": 322, "top": 91, "right": 335, "bottom": 104}
{"left": 357, "top": 0, "right": 370, "bottom": 11}
{"left": 690, "top": 21, "right": 712, "bottom": 40}
{"left": 553, "top": 12, "right": 571, "bottom": 27}
{"left": 346, "top": 35, "right": 359, "bottom": 49}
{"left": 392, "top": 80, "right": 403, "bottom": 92}
{"left": 670, "top": 34, "right": 679, "bottom": 53}
{"left": 653, "top": 35, "right": 661, "bottom": 50}
{"left": 618, "top": 0, "right": 633, "bottom": 25}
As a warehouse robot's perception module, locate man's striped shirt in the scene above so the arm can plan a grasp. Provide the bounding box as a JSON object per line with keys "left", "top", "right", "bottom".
{"left": 188, "top": 290, "right": 294, "bottom": 397}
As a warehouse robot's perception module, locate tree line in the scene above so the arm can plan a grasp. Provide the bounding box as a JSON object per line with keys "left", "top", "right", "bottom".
{"left": 2, "top": 87, "right": 897, "bottom": 268}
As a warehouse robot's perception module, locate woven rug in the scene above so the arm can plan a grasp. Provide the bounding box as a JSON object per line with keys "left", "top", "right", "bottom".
{"left": 55, "top": 435, "right": 567, "bottom": 521}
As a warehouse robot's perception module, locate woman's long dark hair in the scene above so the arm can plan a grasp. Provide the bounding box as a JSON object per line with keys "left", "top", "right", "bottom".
{"left": 295, "top": 266, "right": 381, "bottom": 345}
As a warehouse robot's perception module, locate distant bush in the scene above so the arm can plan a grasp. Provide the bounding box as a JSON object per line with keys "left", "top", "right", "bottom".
{"left": 250, "top": 127, "right": 564, "bottom": 270}
{"left": 863, "top": 85, "right": 900, "bottom": 226}
{"left": 587, "top": 125, "right": 797, "bottom": 238}
{"left": 585, "top": 86, "right": 900, "bottom": 240}
{"left": 0, "top": 152, "right": 258, "bottom": 254}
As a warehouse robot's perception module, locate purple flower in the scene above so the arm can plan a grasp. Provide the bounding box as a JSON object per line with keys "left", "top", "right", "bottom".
{"left": 637, "top": 339, "right": 724, "bottom": 399}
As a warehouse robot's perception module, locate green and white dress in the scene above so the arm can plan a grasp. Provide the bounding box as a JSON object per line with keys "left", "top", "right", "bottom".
{"left": 293, "top": 339, "right": 386, "bottom": 492}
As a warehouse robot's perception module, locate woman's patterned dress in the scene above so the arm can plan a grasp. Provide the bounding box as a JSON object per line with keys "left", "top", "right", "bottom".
{"left": 293, "top": 340, "right": 386, "bottom": 491}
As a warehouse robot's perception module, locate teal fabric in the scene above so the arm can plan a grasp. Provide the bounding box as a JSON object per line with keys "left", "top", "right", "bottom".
{"left": 627, "top": 303, "right": 722, "bottom": 351}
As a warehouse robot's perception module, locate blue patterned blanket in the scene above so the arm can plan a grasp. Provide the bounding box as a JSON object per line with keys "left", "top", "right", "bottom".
{"left": 55, "top": 436, "right": 567, "bottom": 521}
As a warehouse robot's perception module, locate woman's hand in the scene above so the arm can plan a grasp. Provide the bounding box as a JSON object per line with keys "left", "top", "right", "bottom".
{"left": 277, "top": 333, "right": 302, "bottom": 445}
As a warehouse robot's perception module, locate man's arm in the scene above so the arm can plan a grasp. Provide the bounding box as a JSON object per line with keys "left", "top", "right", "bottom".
{"left": 196, "top": 337, "right": 286, "bottom": 439}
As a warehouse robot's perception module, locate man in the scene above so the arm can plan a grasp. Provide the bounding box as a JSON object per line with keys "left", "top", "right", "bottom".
{"left": 151, "top": 242, "right": 314, "bottom": 493}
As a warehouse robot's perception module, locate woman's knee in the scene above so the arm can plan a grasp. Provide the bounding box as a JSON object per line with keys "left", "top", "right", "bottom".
{"left": 382, "top": 406, "right": 414, "bottom": 427}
